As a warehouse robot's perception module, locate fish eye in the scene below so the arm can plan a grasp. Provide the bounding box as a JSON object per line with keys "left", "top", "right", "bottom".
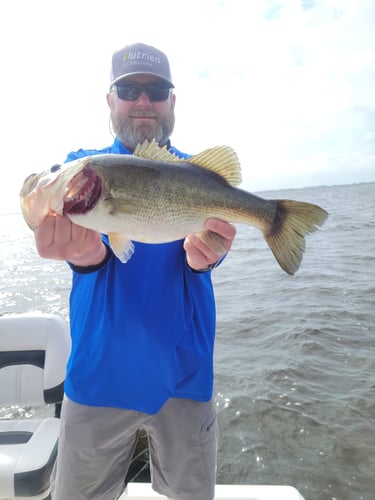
{"left": 50, "top": 164, "right": 62, "bottom": 173}
{"left": 24, "top": 173, "right": 37, "bottom": 182}
{"left": 19, "top": 173, "right": 40, "bottom": 197}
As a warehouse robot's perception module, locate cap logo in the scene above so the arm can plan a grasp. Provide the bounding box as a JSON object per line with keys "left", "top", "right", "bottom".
{"left": 123, "top": 49, "right": 161, "bottom": 67}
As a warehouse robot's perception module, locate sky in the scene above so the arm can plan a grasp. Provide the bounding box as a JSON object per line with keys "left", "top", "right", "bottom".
{"left": 1, "top": 0, "right": 374, "bottom": 213}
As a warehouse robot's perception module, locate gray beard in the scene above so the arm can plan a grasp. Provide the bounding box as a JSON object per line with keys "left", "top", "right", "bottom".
{"left": 112, "top": 112, "right": 175, "bottom": 151}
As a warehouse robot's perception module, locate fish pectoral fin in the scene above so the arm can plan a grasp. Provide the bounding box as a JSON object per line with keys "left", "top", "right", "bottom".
{"left": 109, "top": 198, "right": 136, "bottom": 214}
{"left": 108, "top": 233, "right": 135, "bottom": 263}
{"left": 196, "top": 230, "right": 227, "bottom": 256}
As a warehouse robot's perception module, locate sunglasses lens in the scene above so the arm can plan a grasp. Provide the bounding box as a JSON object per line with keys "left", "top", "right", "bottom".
{"left": 149, "top": 87, "right": 170, "bottom": 101}
{"left": 115, "top": 84, "right": 170, "bottom": 102}
{"left": 116, "top": 85, "right": 140, "bottom": 101}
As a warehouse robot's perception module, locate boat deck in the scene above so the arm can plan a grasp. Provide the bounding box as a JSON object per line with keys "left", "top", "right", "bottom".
{"left": 121, "top": 482, "right": 306, "bottom": 499}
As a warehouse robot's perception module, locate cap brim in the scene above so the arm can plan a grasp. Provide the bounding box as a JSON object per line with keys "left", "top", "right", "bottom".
{"left": 111, "top": 72, "right": 174, "bottom": 88}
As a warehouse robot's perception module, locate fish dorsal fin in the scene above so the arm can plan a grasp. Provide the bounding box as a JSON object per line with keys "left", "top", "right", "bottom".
{"left": 134, "top": 139, "right": 242, "bottom": 187}
{"left": 134, "top": 139, "right": 181, "bottom": 162}
{"left": 187, "top": 146, "right": 242, "bottom": 186}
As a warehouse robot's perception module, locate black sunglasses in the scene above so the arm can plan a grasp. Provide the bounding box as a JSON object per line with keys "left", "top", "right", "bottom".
{"left": 113, "top": 83, "right": 172, "bottom": 102}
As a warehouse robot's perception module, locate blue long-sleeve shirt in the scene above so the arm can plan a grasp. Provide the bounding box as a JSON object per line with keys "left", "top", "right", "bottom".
{"left": 64, "top": 138, "right": 217, "bottom": 414}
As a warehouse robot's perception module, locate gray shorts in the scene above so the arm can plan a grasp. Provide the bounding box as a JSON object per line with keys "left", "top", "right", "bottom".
{"left": 51, "top": 396, "right": 218, "bottom": 500}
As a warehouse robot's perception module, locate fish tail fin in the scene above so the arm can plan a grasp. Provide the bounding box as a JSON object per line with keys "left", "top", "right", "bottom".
{"left": 264, "top": 200, "right": 328, "bottom": 275}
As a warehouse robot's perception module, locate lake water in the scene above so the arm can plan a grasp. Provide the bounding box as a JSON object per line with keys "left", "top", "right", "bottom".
{"left": 1, "top": 182, "right": 374, "bottom": 500}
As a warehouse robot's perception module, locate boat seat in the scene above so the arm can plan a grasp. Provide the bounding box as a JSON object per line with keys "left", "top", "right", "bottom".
{"left": 0, "top": 313, "right": 71, "bottom": 500}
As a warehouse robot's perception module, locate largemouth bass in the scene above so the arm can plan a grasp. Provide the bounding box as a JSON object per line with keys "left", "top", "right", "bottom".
{"left": 20, "top": 140, "right": 328, "bottom": 274}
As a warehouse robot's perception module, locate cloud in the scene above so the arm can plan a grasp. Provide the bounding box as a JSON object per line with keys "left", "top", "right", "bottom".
{"left": 1, "top": 0, "right": 375, "bottom": 213}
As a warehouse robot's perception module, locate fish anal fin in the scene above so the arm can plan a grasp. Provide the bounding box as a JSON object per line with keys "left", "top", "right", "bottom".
{"left": 108, "top": 232, "right": 135, "bottom": 263}
{"left": 196, "top": 230, "right": 227, "bottom": 256}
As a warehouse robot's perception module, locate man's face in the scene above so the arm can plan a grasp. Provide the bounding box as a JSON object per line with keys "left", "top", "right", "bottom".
{"left": 107, "top": 75, "right": 176, "bottom": 151}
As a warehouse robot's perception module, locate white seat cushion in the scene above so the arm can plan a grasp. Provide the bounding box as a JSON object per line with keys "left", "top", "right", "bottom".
{"left": 0, "top": 418, "right": 60, "bottom": 498}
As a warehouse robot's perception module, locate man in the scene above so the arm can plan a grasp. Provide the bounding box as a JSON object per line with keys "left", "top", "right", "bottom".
{"left": 34, "top": 43, "right": 236, "bottom": 500}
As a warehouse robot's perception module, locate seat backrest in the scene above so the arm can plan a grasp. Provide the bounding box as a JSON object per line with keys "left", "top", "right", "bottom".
{"left": 0, "top": 313, "right": 71, "bottom": 406}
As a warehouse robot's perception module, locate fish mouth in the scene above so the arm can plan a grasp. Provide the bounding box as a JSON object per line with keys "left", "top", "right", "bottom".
{"left": 63, "top": 166, "right": 102, "bottom": 215}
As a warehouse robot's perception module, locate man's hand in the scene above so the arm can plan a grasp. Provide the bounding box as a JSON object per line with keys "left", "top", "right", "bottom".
{"left": 184, "top": 218, "right": 236, "bottom": 271}
{"left": 34, "top": 215, "right": 107, "bottom": 267}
